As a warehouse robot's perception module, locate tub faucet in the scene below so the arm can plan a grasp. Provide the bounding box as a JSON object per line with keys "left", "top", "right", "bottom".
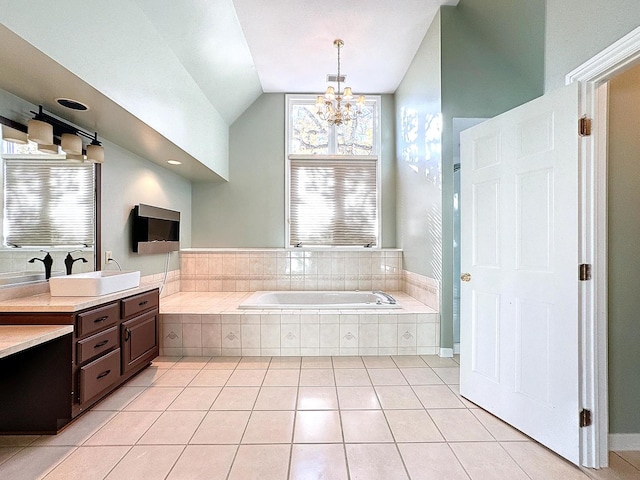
{"left": 29, "top": 251, "right": 53, "bottom": 279}
{"left": 65, "top": 251, "right": 88, "bottom": 275}
{"left": 373, "top": 290, "right": 396, "bottom": 305}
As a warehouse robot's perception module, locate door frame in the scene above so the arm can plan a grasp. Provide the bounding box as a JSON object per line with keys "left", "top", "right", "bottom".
{"left": 567, "top": 26, "right": 640, "bottom": 468}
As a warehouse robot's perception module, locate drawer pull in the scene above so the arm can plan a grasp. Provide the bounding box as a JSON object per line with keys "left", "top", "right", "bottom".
{"left": 94, "top": 316, "right": 109, "bottom": 324}
{"left": 124, "top": 328, "right": 131, "bottom": 341}
{"left": 94, "top": 340, "right": 109, "bottom": 349}
{"left": 96, "top": 369, "right": 111, "bottom": 379}
{"left": 139, "top": 300, "right": 149, "bottom": 307}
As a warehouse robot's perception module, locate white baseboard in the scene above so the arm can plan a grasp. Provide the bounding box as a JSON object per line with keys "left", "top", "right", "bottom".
{"left": 439, "top": 347, "right": 454, "bottom": 358}
{"left": 453, "top": 343, "right": 460, "bottom": 354}
{"left": 609, "top": 433, "right": 640, "bottom": 450}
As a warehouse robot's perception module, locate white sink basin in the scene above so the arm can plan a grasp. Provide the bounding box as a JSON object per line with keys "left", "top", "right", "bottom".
{"left": 49, "top": 270, "right": 141, "bottom": 297}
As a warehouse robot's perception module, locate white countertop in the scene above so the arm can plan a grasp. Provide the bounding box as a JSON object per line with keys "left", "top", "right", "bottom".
{"left": 0, "top": 324, "right": 74, "bottom": 359}
{"left": 0, "top": 284, "right": 158, "bottom": 313}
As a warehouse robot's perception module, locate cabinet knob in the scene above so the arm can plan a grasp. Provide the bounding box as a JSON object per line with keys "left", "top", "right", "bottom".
{"left": 461, "top": 273, "right": 471, "bottom": 282}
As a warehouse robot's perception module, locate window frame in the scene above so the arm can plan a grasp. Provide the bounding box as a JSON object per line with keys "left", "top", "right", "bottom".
{"left": 285, "top": 94, "right": 382, "bottom": 249}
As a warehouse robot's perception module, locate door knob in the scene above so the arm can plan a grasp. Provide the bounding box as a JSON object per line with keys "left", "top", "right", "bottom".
{"left": 461, "top": 273, "right": 471, "bottom": 282}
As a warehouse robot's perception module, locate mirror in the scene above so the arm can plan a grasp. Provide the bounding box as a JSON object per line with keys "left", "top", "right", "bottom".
{"left": 0, "top": 140, "right": 97, "bottom": 287}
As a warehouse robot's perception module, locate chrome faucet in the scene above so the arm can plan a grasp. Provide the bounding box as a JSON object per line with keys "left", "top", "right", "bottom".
{"left": 29, "top": 251, "right": 53, "bottom": 279}
{"left": 372, "top": 290, "right": 396, "bottom": 304}
{"left": 65, "top": 250, "right": 88, "bottom": 275}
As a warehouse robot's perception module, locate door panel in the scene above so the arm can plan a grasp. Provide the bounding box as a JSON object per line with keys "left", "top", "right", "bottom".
{"left": 460, "top": 82, "right": 580, "bottom": 464}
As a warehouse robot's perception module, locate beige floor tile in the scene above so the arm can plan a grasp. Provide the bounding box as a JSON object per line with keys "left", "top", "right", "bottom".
{"left": 174, "top": 356, "right": 211, "bottom": 369}
{"left": 385, "top": 409, "right": 444, "bottom": 442}
{"left": 0, "top": 435, "right": 40, "bottom": 447}
{"left": 399, "top": 443, "right": 470, "bottom": 480}
{"left": 152, "top": 369, "right": 200, "bottom": 387}
{"left": 392, "top": 355, "right": 428, "bottom": 367}
{"left": 105, "top": 445, "right": 183, "bottom": 479}
{"left": 33, "top": 411, "right": 116, "bottom": 446}
{"left": 471, "top": 409, "right": 529, "bottom": 441}
{"left": 341, "top": 410, "right": 393, "bottom": 443}
{"left": 375, "top": 385, "right": 423, "bottom": 409}
{"left": 448, "top": 384, "right": 479, "bottom": 408}
{"left": 227, "top": 444, "right": 290, "bottom": 480}
{"left": 420, "top": 355, "right": 459, "bottom": 368}
{"left": 151, "top": 356, "right": 181, "bottom": 368}
{"left": 346, "top": 443, "right": 410, "bottom": 480}
{"left": 400, "top": 367, "right": 444, "bottom": 385}
{"left": 428, "top": 409, "right": 493, "bottom": 442}
{"left": 615, "top": 451, "right": 640, "bottom": 470}
{"left": 0, "top": 447, "right": 20, "bottom": 465}
{"left": 290, "top": 443, "right": 348, "bottom": 480}
{"left": 294, "top": 410, "right": 343, "bottom": 443}
{"left": 241, "top": 410, "right": 295, "bottom": 444}
{"left": 368, "top": 368, "right": 408, "bottom": 385}
{"left": 91, "top": 386, "right": 146, "bottom": 411}
{"left": 189, "top": 369, "right": 233, "bottom": 386}
{"left": 298, "top": 387, "right": 339, "bottom": 410}
{"left": 299, "top": 368, "right": 335, "bottom": 386}
{"left": 0, "top": 446, "right": 74, "bottom": 480}
{"left": 301, "top": 356, "right": 333, "bottom": 368}
{"left": 269, "top": 356, "right": 302, "bottom": 369}
{"left": 334, "top": 368, "right": 372, "bottom": 386}
{"left": 204, "top": 356, "right": 241, "bottom": 369}
{"left": 449, "top": 442, "right": 529, "bottom": 480}
{"left": 432, "top": 366, "right": 460, "bottom": 384}
{"left": 226, "top": 369, "right": 267, "bottom": 386}
{"left": 138, "top": 411, "right": 206, "bottom": 444}
{"left": 363, "top": 356, "right": 396, "bottom": 368}
{"left": 167, "top": 386, "right": 221, "bottom": 410}
{"left": 501, "top": 441, "right": 590, "bottom": 479}
{"left": 84, "top": 411, "right": 162, "bottom": 445}
{"left": 254, "top": 386, "right": 298, "bottom": 410}
{"left": 124, "top": 386, "right": 183, "bottom": 411}
{"left": 337, "top": 386, "right": 381, "bottom": 409}
{"left": 237, "top": 356, "right": 272, "bottom": 369}
{"left": 262, "top": 368, "right": 300, "bottom": 386}
{"left": 125, "top": 366, "right": 167, "bottom": 386}
{"left": 585, "top": 452, "right": 640, "bottom": 479}
{"left": 190, "top": 410, "right": 251, "bottom": 444}
{"left": 166, "top": 445, "right": 237, "bottom": 480}
{"left": 211, "top": 386, "right": 260, "bottom": 410}
{"left": 413, "top": 385, "right": 466, "bottom": 408}
{"left": 42, "top": 446, "right": 129, "bottom": 480}
{"left": 332, "top": 356, "right": 365, "bottom": 368}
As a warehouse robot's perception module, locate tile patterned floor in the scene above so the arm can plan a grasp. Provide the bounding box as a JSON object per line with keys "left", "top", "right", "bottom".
{"left": 0, "top": 355, "right": 638, "bottom": 480}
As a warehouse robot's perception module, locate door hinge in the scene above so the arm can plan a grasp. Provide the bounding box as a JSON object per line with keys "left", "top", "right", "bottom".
{"left": 579, "top": 116, "right": 592, "bottom": 136}
{"left": 579, "top": 264, "right": 592, "bottom": 281}
{"left": 580, "top": 409, "right": 592, "bottom": 427}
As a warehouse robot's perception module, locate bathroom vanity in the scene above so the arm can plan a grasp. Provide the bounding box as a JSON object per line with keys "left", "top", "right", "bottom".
{"left": 0, "top": 287, "right": 159, "bottom": 434}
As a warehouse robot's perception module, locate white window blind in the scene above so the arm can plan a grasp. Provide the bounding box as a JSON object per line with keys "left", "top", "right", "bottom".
{"left": 289, "top": 157, "right": 377, "bottom": 246}
{"left": 3, "top": 159, "right": 95, "bottom": 247}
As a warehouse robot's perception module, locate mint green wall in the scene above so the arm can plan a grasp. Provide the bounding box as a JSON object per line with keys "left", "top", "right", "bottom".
{"left": 191, "top": 94, "right": 397, "bottom": 248}
{"left": 607, "top": 64, "right": 640, "bottom": 434}
{"left": 0, "top": 87, "right": 191, "bottom": 276}
{"left": 545, "top": 0, "right": 640, "bottom": 91}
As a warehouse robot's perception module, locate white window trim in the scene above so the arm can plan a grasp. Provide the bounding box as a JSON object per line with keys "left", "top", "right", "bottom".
{"left": 285, "top": 94, "right": 382, "bottom": 249}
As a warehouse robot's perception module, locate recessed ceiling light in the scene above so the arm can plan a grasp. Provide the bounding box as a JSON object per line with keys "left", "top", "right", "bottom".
{"left": 167, "top": 159, "right": 181, "bottom": 165}
{"left": 55, "top": 98, "right": 90, "bottom": 111}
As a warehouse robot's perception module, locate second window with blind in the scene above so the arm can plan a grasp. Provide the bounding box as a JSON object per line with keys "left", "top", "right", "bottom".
{"left": 286, "top": 94, "right": 381, "bottom": 247}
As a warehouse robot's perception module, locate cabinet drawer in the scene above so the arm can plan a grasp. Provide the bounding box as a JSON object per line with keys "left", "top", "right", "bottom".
{"left": 79, "top": 348, "right": 120, "bottom": 404}
{"left": 77, "top": 303, "right": 119, "bottom": 337}
{"left": 121, "top": 290, "right": 158, "bottom": 319}
{"left": 77, "top": 326, "right": 118, "bottom": 364}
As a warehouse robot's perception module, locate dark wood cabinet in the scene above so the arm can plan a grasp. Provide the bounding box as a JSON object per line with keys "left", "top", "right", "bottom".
{"left": 0, "top": 288, "right": 159, "bottom": 433}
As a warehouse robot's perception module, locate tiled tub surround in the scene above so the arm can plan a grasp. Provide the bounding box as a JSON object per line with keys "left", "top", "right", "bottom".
{"left": 402, "top": 270, "right": 439, "bottom": 311}
{"left": 179, "top": 249, "right": 403, "bottom": 293}
{"left": 160, "top": 292, "right": 439, "bottom": 357}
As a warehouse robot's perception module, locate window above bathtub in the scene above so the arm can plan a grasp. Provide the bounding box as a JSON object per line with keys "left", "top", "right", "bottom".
{"left": 285, "top": 95, "right": 381, "bottom": 248}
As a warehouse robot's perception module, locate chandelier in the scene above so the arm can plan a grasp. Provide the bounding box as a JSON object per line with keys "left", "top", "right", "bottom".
{"left": 315, "top": 39, "right": 365, "bottom": 126}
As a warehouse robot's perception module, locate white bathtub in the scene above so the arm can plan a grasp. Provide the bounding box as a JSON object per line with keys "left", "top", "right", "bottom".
{"left": 239, "top": 291, "right": 400, "bottom": 309}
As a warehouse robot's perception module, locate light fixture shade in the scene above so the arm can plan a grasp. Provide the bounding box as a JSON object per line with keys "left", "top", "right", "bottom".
{"left": 343, "top": 87, "right": 353, "bottom": 100}
{"left": 86, "top": 143, "right": 104, "bottom": 163}
{"left": 65, "top": 153, "right": 86, "bottom": 162}
{"left": 1, "top": 125, "right": 28, "bottom": 144}
{"left": 28, "top": 119, "right": 53, "bottom": 145}
{"left": 61, "top": 133, "right": 82, "bottom": 155}
{"left": 325, "top": 86, "right": 335, "bottom": 100}
{"left": 37, "top": 143, "right": 59, "bottom": 154}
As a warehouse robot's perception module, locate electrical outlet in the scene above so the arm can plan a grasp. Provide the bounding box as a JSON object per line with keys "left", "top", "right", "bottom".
{"left": 104, "top": 251, "right": 112, "bottom": 264}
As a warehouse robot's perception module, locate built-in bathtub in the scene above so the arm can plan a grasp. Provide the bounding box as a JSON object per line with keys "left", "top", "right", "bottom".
{"left": 239, "top": 290, "right": 400, "bottom": 310}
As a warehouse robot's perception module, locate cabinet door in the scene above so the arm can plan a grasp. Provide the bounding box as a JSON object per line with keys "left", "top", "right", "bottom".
{"left": 121, "top": 311, "right": 158, "bottom": 374}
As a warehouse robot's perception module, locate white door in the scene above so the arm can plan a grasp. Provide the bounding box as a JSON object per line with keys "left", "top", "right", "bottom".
{"left": 459, "top": 82, "right": 581, "bottom": 464}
